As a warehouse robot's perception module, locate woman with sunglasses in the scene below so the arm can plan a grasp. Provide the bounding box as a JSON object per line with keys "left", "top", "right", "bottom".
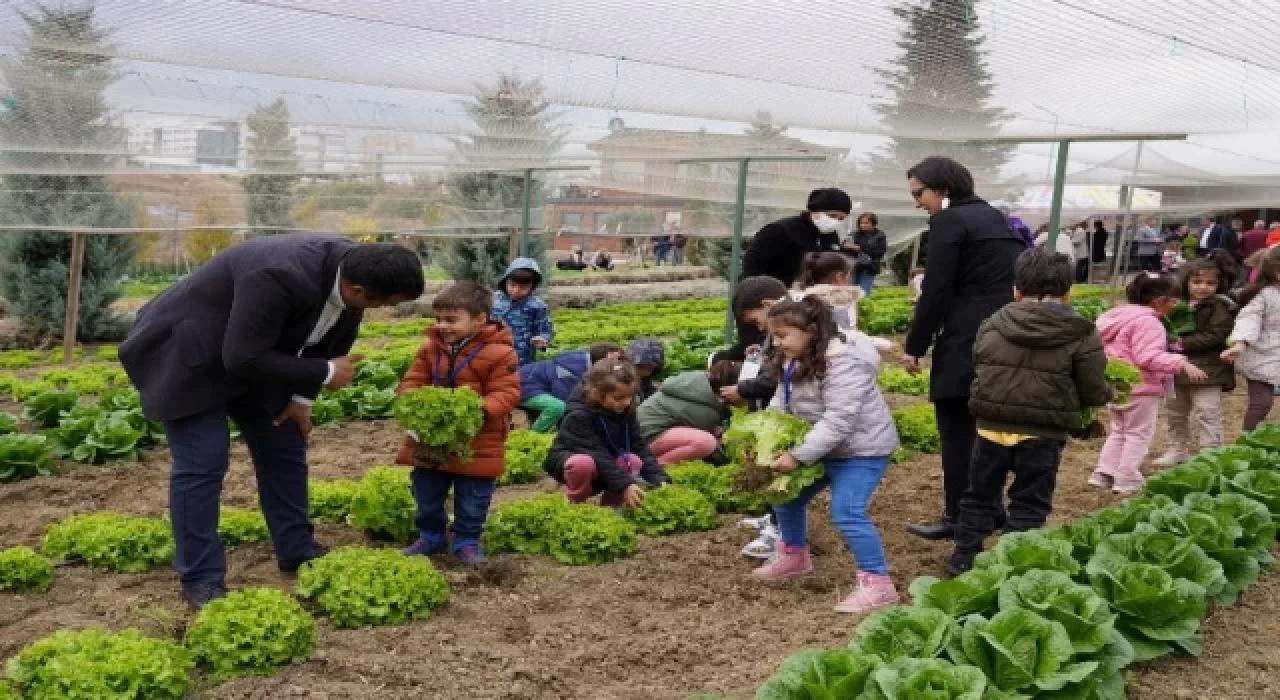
{"left": 901, "top": 156, "right": 1026, "bottom": 541}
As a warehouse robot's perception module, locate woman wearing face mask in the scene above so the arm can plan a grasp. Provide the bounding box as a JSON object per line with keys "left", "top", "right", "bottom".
{"left": 725, "top": 188, "right": 850, "bottom": 361}
{"left": 901, "top": 156, "right": 1026, "bottom": 542}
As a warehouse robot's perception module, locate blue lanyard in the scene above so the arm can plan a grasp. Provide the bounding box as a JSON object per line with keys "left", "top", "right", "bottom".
{"left": 782, "top": 360, "right": 797, "bottom": 410}
{"left": 433, "top": 343, "right": 487, "bottom": 388}
{"left": 598, "top": 416, "right": 631, "bottom": 457}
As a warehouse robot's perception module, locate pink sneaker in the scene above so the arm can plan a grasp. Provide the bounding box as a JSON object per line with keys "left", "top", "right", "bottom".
{"left": 834, "top": 571, "right": 900, "bottom": 614}
{"left": 1087, "top": 472, "right": 1113, "bottom": 489}
{"left": 751, "top": 544, "right": 813, "bottom": 581}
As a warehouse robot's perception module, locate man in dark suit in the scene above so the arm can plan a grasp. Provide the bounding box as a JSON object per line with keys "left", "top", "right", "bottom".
{"left": 120, "top": 235, "right": 424, "bottom": 607}
{"left": 1197, "top": 215, "right": 1238, "bottom": 260}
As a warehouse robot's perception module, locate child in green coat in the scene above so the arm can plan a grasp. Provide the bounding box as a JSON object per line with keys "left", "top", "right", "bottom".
{"left": 637, "top": 360, "right": 741, "bottom": 465}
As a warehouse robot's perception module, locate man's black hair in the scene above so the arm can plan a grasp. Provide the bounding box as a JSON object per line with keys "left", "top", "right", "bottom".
{"left": 343, "top": 243, "right": 425, "bottom": 300}
{"left": 732, "top": 275, "right": 788, "bottom": 318}
{"left": 906, "top": 156, "right": 975, "bottom": 200}
{"left": 1014, "top": 248, "right": 1074, "bottom": 299}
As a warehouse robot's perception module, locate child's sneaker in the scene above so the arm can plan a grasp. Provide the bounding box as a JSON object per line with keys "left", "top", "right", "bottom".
{"left": 834, "top": 571, "right": 900, "bottom": 614}
{"left": 454, "top": 543, "right": 487, "bottom": 567}
{"left": 1153, "top": 450, "right": 1189, "bottom": 468}
{"left": 1112, "top": 481, "right": 1144, "bottom": 496}
{"left": 741, "top": 524, "right": 780, "bottom": 559}
{"left": 737, "top": 515, "right": 773, "bottom": 531}
{"left": 402, "top": 532, "right": 447, "bottom": 557}
{"left": 751, "top": 544, "right": 813, "bottom": 581}
{"left": 1087, "top": 472, "right": 1113, "bottom": 489}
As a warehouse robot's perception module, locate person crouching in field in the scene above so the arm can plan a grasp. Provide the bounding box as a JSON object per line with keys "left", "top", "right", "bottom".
{"left": 638, "top": 360, "right": 741, "bottom": 466}
{"left": 948, "top": 249, "right": 1111, "bottom": 574}
{"left": 545, "top": 359, "right": 671, "bottom": 509}
{"left": 395, "top": 281, "right": 521, "bottom": 565}
{"left": 517, "top": 342, "right": 624, "bottom": 433}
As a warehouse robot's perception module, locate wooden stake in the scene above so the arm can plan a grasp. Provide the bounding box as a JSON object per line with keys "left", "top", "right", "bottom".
{"left": 63, "top": 232, "right": 86, "bottom": 365}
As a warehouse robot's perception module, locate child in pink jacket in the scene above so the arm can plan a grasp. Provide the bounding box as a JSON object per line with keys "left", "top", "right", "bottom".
{"left": 1088, "top": 273, "right": 1207, "bottom": 494}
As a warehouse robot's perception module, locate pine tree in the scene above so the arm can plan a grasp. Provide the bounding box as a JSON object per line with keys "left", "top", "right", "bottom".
{"left": 871, "top": 0, "right": 1013, "bottom": 179}
{"left": 441, "top": 75, "right": 561, "bottom": 286}
{"left": 243, "top": 98, "right": 297, "bottom": 235}
{"left": 0, "top": 2, "right": 138, "bottom": 343}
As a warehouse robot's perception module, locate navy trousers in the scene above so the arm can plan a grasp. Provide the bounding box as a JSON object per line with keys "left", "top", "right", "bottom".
{"left": 164, "top": 395, "right": 316, "bottom": 587}
{"left": 410, "top": 469, "right": 496, "bottom": 548}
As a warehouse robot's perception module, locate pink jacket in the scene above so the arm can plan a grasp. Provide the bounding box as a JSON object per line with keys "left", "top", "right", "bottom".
{"left": 1096, "top": 304, "right": 1187, "bottom": 397}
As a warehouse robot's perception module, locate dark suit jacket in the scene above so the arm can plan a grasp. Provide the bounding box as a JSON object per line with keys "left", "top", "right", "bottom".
{"left": 120, "top": 234, "right": 363, "bottom": 422}
{"left": 1199, "top": 224, "right": 1238, "bottom": 257}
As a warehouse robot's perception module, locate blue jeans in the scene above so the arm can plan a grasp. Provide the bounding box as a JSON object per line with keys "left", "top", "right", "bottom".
{"left": 773, "top": 455, "right": 891, "bottom": 574}
{"left": 164, "top": 395, "right": 315, "bottom": 587}
{"left": 410, "top": 469, "right": 497, "bottom": 548}
{"left": 856, "top": 271, "right": 877, "bottom": 297}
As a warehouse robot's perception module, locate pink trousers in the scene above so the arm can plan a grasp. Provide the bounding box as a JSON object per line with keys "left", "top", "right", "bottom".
{"left": 1094, "top": 396, "right": 1161, "bottom": 488}
{"left": 649, "top": 427, "right": 718, "bottom": 466}
{"left": 563, "top": 453, "right": 642, "bottom": 506}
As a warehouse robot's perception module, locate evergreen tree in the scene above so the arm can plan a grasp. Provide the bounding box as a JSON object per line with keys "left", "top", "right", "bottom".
{"left": 243, "top": 98, "right": 297, "bottom": 234}
{"left": 441, "top": 75, "right": 561, "bottom": 286}
{"left": 871, "top": 0, "right": 1013, "bottom": 179}
{"left": 0, "top": 2, "right": 138, "bottom": 343}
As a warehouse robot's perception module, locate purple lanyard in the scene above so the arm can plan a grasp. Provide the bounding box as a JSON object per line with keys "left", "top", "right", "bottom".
{"left": 782, "top": 360, "right": 797, "bottom": 410}
{"left": 433, "top": 343, "right": 487, "bottom": 388}
{"left": 598, "top": 417, "right": 631, "bottom": 457}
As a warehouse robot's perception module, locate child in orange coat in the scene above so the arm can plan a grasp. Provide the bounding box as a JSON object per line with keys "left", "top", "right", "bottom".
{"left": 395, "top": 281, "right": 522, "bottom": 565}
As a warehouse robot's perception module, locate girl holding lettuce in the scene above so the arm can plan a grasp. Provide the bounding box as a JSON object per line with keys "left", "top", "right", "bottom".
{"left": 751, "top": 296, "right": 901, "bottom": 614}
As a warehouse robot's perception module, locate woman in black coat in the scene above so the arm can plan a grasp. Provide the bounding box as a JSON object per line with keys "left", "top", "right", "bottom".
{"left": 844, "top": 211, "right": 888, "bottom": 297}
{"left": 902, "top": 157, "right": 1025, "bottom": 541}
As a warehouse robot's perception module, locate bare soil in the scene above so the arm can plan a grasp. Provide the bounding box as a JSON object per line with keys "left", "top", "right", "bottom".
{"left": 1, "top": 393, "right": 1276, "bottom": 699}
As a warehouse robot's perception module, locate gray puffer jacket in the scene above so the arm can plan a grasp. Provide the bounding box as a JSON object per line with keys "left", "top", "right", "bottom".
{"left": 768, "top": 334, "right": 900, "bottom": 462}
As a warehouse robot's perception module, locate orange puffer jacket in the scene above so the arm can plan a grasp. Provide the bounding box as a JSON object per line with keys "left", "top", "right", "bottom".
{"left": 394, "top": 321, "right": 522, "bottom": 479}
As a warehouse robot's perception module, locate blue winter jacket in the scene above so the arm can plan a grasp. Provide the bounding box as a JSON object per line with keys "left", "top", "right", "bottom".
{"left": 493, "top": 257, "right": 554, "bottom": 365}
{"left": 518, "top": 350, "right": 590, "bottom": 402}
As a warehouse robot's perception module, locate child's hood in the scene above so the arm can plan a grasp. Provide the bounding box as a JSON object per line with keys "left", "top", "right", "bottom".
{"left": 657, "top": 371, "right": 718, "bottom": 407}
{"left": 829, "top": 333, "right": 881, "bottom": 372}
{"left": 498, "top": 257, "right": 544, "bottom": 292}
{"left": 791, "top": 284, "right": 862, "bottom": 308}
{"left": 989, "top": 302, "right": 1095, "bottom": 349}
{"left": 1096, "top": 304, "right": 1159, "bottom": 345}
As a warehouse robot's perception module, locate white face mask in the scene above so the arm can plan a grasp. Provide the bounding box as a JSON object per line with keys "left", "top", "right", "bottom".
{"left": 812, "top": 214, "right": 849, "bottom": 236}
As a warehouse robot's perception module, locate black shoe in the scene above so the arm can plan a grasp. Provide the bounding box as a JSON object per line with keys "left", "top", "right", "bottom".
{"left": 182, "top": 582, "right": 228, "bottom": 610}
{"left": 278, "top": 544, "right": 330, "bottom": 574}
{"left": 945, "top": 550, "right": 978, "bottom": 576}
{"left": 908, "top": 518, "right": 955, "bottom": 540}
{"left": 706, "top": 446, "right": 731, "bottom": 467}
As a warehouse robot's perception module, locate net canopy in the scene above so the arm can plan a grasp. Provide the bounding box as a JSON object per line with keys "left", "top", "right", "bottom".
{"left": 0, "top": 0, "right": 1278, "bottom": 256}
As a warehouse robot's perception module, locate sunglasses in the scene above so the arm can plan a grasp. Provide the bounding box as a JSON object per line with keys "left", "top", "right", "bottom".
{"left": 910, "top": 187, "right": 927, "bottom": 200}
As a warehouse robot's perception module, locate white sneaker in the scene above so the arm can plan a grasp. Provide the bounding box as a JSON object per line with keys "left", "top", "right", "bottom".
{"left": 742, "top": 525, "right": 780, "bottom": 559}
{"left": 737, "top": 515, "right": 773, "bottom": 531}
{"left": 1153, "top": 450, "right": 1189, "bottom": 468}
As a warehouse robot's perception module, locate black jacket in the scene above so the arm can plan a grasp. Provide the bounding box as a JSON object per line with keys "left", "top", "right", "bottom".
{"left": 850, "top": 228, "right": 889, "bottom": 275}
{"left": 741, "top": 213, "right": 843, "bottom": 288}
{"left": 969, "top": 302, "right": 1111, "bottom": 441}
{"left": 1175, "top": 294, "right": 1238, "bottom": 390}
{"left": 1199, "top": 223, "right": 1238, "bottom": 258}
{"left": 545, "top": 387, "right": 670, "bottom": 495}
{"left": 905, "top": 196, "right": 1024, "bottom": 401}
{"left": 119, "top": 234, "right": 362, "bottom": 422}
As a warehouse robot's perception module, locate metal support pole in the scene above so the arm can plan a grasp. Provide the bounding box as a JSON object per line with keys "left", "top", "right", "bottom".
{"left": 519, "top": 168, "right": 532, "bottom": 258}
{"left": 1046, "top": 139, "right": 1071, "bottom": 249}
{"left": 724, "top": 157, "right": 751, "bottom": 344}
{"left": 63, "top": 232, "right": 87, "bottom": 364}
{"left": 909, "top": 234, "right": 923, "bottom": 273}
{"left": 1109, "top": 141, "right": 1146, "bottom": 285}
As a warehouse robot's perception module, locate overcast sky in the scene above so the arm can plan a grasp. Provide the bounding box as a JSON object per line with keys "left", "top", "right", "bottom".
{"left": 1, "top": 0, "right": 1279, "bottom": 181}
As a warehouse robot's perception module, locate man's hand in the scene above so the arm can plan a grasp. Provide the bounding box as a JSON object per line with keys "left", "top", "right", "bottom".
{"left": 274, "top": 400, "right": 313, "bottom": 439}
{"left": 325, "top": 354, "right": 364, "bottom": 390}
{"left": 903, "top": 355, "right": 923, "bottom": 375}
{"left": 622, "top": 484, "right": 645, "bottom": 510}
{"left": 772, "top": 452, "right": 800, "bottom": 472}
{"left": 531, "top": 336, "right": 548, "bottom": 349}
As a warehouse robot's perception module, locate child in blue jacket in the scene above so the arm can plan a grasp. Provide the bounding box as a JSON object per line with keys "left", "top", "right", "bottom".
{"left": 493, "top": 258, "right": 554, "bottom": 365}
{"left": 518, "top": 342, "right": 623, "bottom": 432}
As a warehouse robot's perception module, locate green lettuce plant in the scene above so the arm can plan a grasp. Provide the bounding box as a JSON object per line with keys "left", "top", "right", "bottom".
{"left": 70, "top": 411, "right": 143, "bottom": 464}
{"left": 753, "top": 648, "right": 879, "bottom": 700}
{"left": 4, "top": 627, "right": 192, "bottom": 699}
{"left": 1239, "top": 423, "right": 1280, "bottom": 452}
{"left": 348, "top": 467, "right": 417, "bottom": 542}
{"left": 41, "top": 512, "right": 173, "bottom": 573}
{"left": 184, "top": 587, "right": 316, "bottom": 681}
{"left": 908, "top": 565, "right": 1011, "bottom": 619}
{"left": 997, "top": 570, "right": 1118, "bottom": 656}
{"left": 945, "top": 608, "right": 1101, "bottom": 697}
{"left": 1226, "top": 469, "right": 1280, "bottom": 517}
{"left": 891, "top": 403, "right": 941, "bottom": 454}
{"left": 0, "top": 433, "right": 56, "bottom": 482}
{"left": 723, "top": 410, "right": 823, "bottom": 505}
{"left": 333, "top": 385, "right": 397, "bottom": 419}
{"left": 309, "top": 478, "right": 361, "bottom": 523}
{"left": 295, "top": 545, "right": 450, "bottom": 628}
{"left": 0, "top": 545, "right": 55, "bottom": 593}
{"left": 1087, "top": 559, "right": 1207, "bottom": 661}
{"left": 22, "top": 389, "right": 78, "bottom": 428}
{"left": 860, "top": 657, "right": 990, "bottom": 700}
{"left": 1088, "top": 527, "right": 1227, "bottom": 602}
{"left": 393, "top": 386, "right": 485, "bottom": 463}
{"left": 1148, "top": 498, "right": 1266, "bottom": 606}
{"left": 667, "top": 460, "right": 767, "bottom": 514}
{"left": 353, "top": 359, "right": 401, "bottom": 390}
{"left": 310, "top": 396, "right": 344, "bottom": 427}
{"left": 877, "top": 367, "right": 930, "bottom": 396}
{"left": 973, "top": 531, "right": 1081, "bottom": 578}
{"left": 217, "top": 507, "right": 270, "bottom": 547}
{"left": 501, "top": 429, "right": 554, "bottom": 485}
{"left": 0, "top": 412, "right": 18, "bottom": 434}
{"left": 849, "top": 606, "right": 957, "bottom": 663}
{"left": 546, "top": 504, "right": 638, "bottom": 566}
{"left": 483, "top": 493, "right": 573, "bottom": 556}
{"left": 627, "top": 484, "right": 719, "bottom": 536}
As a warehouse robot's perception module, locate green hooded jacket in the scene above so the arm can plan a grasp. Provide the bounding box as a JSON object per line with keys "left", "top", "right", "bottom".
{"left": 637, "top": 371, "right": 725, "bottom": 441}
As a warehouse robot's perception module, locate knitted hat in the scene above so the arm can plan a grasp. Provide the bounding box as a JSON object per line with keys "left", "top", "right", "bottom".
{"left": 626, "top": 337, "right": 665, "bottom": 370}
{"left": 806, "top": 188, "right": 852, "bottom": 214}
